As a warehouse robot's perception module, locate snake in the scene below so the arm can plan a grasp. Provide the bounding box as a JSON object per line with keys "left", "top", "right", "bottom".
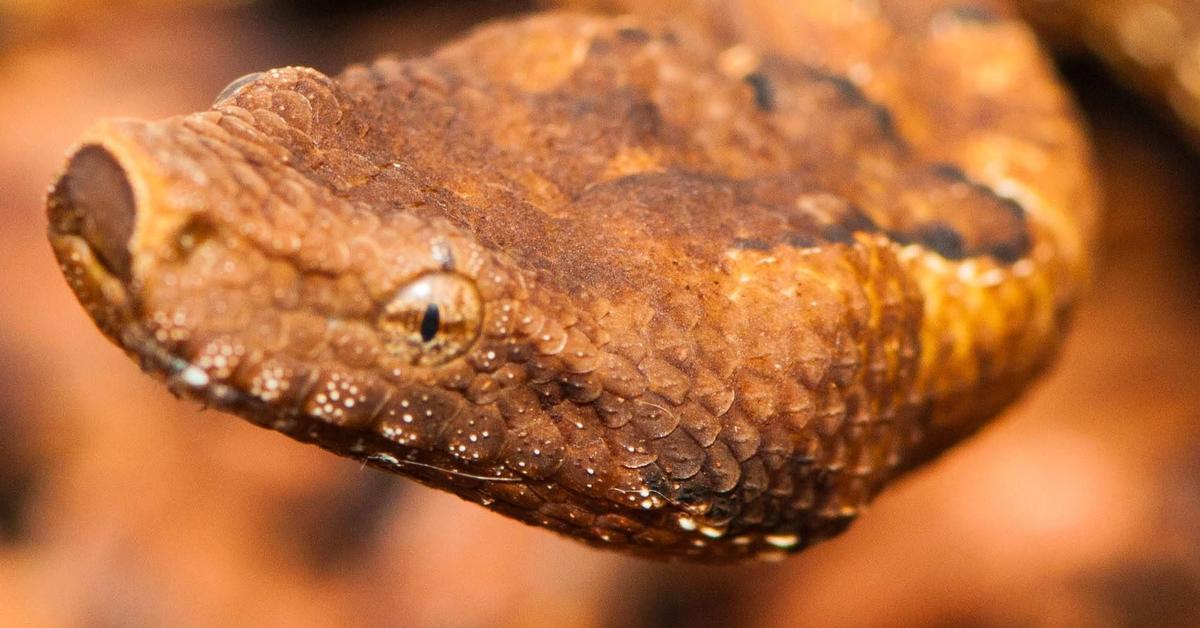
{"left": 43, "top": 0, "right": 1199, "bottom": 562}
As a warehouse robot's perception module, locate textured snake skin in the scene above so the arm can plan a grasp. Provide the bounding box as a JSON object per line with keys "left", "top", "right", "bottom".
{"left": 47, "top": 1, "right": 1103, "bottom": 561}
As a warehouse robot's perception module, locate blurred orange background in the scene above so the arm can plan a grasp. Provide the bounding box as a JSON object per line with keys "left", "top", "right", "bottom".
{"left": 0, "top": 2, "right": 1197, "bottom": 626}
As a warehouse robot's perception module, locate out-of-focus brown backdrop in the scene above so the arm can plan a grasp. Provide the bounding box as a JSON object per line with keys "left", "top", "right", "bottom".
{"left": 1, "top": 2, "right": 1198, "bottom": 626}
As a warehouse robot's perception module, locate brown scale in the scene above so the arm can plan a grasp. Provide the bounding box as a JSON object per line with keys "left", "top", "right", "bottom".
{"left": 45, "top": 2, "right": 1120, "bottom": 561}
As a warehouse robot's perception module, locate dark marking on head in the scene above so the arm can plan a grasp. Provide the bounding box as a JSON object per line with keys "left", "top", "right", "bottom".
{"left": 909, "top": 164, "right": 1033, "bottom": 263}
{"left": 822, "top": 224, "right": 855, "bottom": 244}
{"left": 589, "top": 38, "right": 614, "bottom": 56}
{"left": 872, "top": 107, "right": 898, "bottom": 139}
{"left": 896, "top": 213, "right": 1026, "bottom": 263}
{"left": 627, "top": 99, "right": 664, "bottom": 137}
{"left": 804, "top": 68, "right": 900, "bottom": 140}
{"left": 842, "top": 204, "right": 879, "bottom": 232}
{"left": 932, "top": 162, "right": 969, "bottom": 183}
{"left": 913, "top": 222, "right": 966, "bottom": 259}
{"left": 996, "top": 195, "right": 1028, "bottom": 222}
{"left": 810, "top": 70, "right": 866, "bottom": 104}
{"left": 802, "top": 199, "right": 880, "bottom": 246}
{"left": 732, "top": 237, "right": 771, "bottom": 251}
{"left": 617, "top": 27, "right": 652, "bottom": 43}
{"left": 986, "top": 239, "right": 1025, "bottom": 264}
{"left": 744, "top": 72, "right": 776, "bottom": 112}
{"left": 975, "top": 186, "right": 1032, "bottom": 263}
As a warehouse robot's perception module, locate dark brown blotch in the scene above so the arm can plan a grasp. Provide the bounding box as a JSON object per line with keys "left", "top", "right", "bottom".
{"left": 805, "top": 68, "right": 900, "bottom": 140}
{"left": 904, "top": 164, "right": 1033, "bottom": 263}
{"left": 985, "top": 237, "right": 1028, "bottom": 265}
{"left": 822, "top": 224, "right": 855, "bottom": 245}
{"left": 842, "top": 205, "right": 880, "bottom": 232}
{"left": 743, "top": 72, "right": 776, "bottom": 112}
{"left": 931, "top": 162, "right": 969, "bottom": 183}
{"left": 616, "top": 27, "right": 652, "bottom": 43}
{"left": 968, "top": 183, "right": 1032, "bottom": 264}
{"left": 911, "top": 222, "right": 966, "bottom": 259}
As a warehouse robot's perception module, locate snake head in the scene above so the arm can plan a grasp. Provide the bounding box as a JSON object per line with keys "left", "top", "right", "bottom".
{"left": 45, "top": 69, "right": 537, "bottom": 473}
{"left": 48, "top": 137, "right": 492, "bottom": 366}
{"left": 43, "top": 58, "right": 878, "bottom": 562}
{"left": 47, "top": 64, "right": 712, "bottom": 563}
{"left": 45, "top": 10, "right": 1093, "bottom": 562}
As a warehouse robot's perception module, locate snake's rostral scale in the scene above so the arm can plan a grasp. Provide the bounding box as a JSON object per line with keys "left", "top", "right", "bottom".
{"left": 44, "top": 0, "right": 1197, "bottom": 561}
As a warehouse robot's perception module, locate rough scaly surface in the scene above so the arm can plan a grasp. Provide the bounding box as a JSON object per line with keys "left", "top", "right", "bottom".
{"left": 47, "top": 1, "right": 1098, "bottom": 561}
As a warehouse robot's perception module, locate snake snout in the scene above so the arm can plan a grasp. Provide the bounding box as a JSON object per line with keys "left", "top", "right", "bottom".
{"left": 50, "top": 145, "right": 137, "bottom": 281}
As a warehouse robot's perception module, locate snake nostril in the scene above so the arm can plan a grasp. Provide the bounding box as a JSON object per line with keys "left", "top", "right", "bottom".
{"left": 57, "top": 145, "right": 137, "bottom": 280}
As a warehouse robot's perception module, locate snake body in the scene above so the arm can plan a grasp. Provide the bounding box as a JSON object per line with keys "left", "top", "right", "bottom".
{"left": 46, "top": 0, "right": 1164, "bottom": 561}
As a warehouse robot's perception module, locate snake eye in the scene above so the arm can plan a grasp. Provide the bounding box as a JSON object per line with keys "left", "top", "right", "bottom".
{"left": 378, "top": 272, "right": 482, "bottom": 366}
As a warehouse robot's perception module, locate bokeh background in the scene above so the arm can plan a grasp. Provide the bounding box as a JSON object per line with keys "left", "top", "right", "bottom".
{"left": 1, "top": 1, "right": 1198, "bottom": 626}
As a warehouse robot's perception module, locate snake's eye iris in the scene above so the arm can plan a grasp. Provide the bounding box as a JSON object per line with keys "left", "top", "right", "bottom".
{"left": 378, "top": 272, "right": 482, "bottom": 366}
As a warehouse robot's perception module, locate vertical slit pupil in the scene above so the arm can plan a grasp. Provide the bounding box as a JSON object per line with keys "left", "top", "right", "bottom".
{"left": 420, "top": 303, "right": 440, "bottom": 342}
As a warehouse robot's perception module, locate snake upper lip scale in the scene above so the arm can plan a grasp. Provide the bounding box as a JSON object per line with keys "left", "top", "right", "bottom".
{"left": 45, "top": 2, "right": 1103, "bottom": 562}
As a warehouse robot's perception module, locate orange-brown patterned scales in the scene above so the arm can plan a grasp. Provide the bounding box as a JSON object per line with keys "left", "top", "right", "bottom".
{"left": 47, "top": 0, "right": 1102, "bottom": 561}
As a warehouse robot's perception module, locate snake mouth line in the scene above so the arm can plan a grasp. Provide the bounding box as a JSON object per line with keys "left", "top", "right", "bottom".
{"left": 51, "top": 240, "right": 524, "bottom": 488}
{"left": 47, "top": 227, "right": 226, "bottom": 402}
